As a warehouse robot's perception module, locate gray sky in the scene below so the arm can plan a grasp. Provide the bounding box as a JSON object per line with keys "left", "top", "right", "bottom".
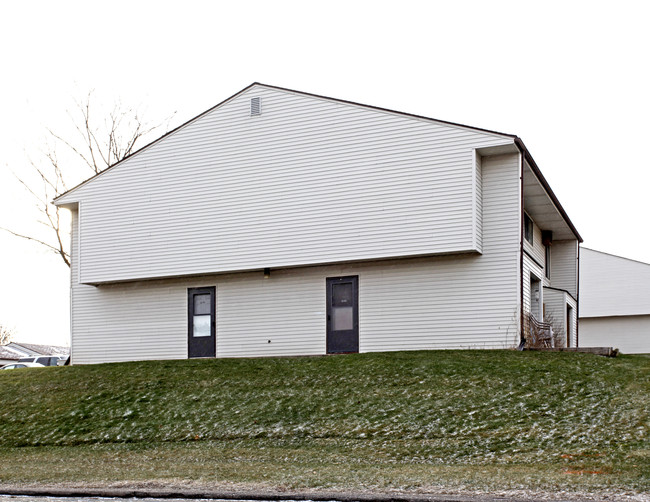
{"left": 1, "top": 0, "right": 649, "bottom": 345}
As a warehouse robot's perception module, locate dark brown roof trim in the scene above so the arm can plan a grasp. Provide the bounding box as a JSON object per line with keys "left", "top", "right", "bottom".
{"left": 514, "top": 137, "right": 583, "bottom": 243}
{"left": 257, "top": 83, "right": 518, "bottom": 139}
{"left": 54, "top": 82, "right": 516, "bottom": 203}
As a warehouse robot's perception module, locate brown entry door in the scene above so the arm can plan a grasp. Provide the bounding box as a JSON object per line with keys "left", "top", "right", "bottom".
{"left": 326, "top": 276, "right": 359, "bottom": 354}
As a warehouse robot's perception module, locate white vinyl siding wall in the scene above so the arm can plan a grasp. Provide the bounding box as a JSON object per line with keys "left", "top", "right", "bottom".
{"left": 523, "top": 254, "right": 540, "bottom": 316}
{"left": 579, "top": 248, "right": 650, "bottom": 353}
{"left": 543, "top": 288, "right": 577, "bottom": 347}
{"left": 568, "top": 296, "right": 577, "bottom": 347}
{"left": 70, "top": 209, "right": 78, "bottom": 363}
{"left": 523, "top": 218, "right": 545, "bottom": 272}
{"left": 580, "top": 315, "right": 650, "bottom": 354}
{"left": 550, "top": 240, "right": 578, "bottom": 297}
{"left": 473, "top": 151, "right": 483, "bottom": 253}
{"left": 60, "top": 86, "right": 511, "bottom": 284}
{"left": 70, "top": 210, "right": 187, "bottom": 363}
{"left": 523, "top": 253, "right": 548, "bottom": 316}
{"left": 542, "top": 288, "right": 565, "bottom": 343}
{"left": 522, "top": 215, "right": 552, "bottom": 320}
{"left": 68, "top": 153, "right": 521, "bottom": 364}
{"left": 580, "top": 248, "right": 650, "bottom": 317}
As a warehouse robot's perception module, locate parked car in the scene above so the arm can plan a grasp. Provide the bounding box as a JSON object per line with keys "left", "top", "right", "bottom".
{"left": 1, "top": 362, "right": 45, "bottom": 370}
{"left": 17, "top": 356, "right": 66, "bottom": 367}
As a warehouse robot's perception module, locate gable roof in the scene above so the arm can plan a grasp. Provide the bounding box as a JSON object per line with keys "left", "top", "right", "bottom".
{"left": 3, "top": 342, "right": 69, "bottom": 356}
{"left": 0, "top": 346, "right": 20, "bottom": 361}
{"left": 54, "top": 82, "right": 515, "bottom": 204}
{"left": 53, "top": 83, "right": 580, "bottom": 242}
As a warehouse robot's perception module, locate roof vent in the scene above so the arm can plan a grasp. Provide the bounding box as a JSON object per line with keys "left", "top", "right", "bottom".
{"left": 250, "top": 97, "right": 261, "bottom": 116}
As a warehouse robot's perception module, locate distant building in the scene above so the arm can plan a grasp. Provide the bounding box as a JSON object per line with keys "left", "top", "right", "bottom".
{"left": 580, "top": 248, "right": 650, "bottom": 353}
{"left": 0, "top": 342, "right": 69, "bottom": 365}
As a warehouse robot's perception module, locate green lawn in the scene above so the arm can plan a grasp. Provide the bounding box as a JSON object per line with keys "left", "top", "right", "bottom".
{"left": 0, "top": 350, "right": 648, "bottom": 496}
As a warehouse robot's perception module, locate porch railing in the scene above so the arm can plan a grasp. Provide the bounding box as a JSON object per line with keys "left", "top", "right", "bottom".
{"left": 524, "top": 312, "right": 554, "bottom": 348}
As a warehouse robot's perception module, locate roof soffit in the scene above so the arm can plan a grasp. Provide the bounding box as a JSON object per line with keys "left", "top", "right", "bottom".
{"left": 523, "top": 162, "right": 576, "bottom": 241}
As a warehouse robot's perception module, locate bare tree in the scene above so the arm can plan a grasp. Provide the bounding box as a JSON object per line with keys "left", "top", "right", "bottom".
{"left": 1, "top": 92, "right": 172, "bottom": 267}
{"left": 0, "top": 324, "right": 15, "bottom": 346}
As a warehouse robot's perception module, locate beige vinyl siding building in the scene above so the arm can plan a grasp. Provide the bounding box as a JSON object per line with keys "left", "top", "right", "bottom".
{"left": 55, "top": 83, "right": 582, "bottom": 364}
{"left": 579, "top": 248, "right": 650, "bottom": 353}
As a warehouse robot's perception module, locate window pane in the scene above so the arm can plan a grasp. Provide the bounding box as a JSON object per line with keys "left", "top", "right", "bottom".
{"left": 525, "top": 215, "right": 533, "bottom": 244}
{"left": 332, "top": 306, "right": 353, "bottom": 331}
{"left": 193, "top": 315, "right": 211, "bottom": 337}
{"left": 194, "top": 294, "right": 211, "bottom": 315}
{"left": 332, "top": 283, "right": 353, "bottom": 307}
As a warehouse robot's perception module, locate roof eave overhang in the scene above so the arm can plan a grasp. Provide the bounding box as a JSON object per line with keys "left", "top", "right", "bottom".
{"left": 514, "top": 137, "right": 583, "bottom": 243}
{"left": 53, "top": 199, "right": 78, "bottom": 209}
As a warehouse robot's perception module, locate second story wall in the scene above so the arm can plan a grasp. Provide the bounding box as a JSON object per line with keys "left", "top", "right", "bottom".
{"left": 550, "top": 240, "right": 578, "bottom": 298}
{"left": 60, "top": 85, "right": 513, "bottom": 284}
{"left": 523, "top": 216, "right": 546, "bottom": 272}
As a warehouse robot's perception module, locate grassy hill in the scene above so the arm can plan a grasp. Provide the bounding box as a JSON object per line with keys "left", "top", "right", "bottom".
{"left": 0, "top": 350, "right": 648, "bottom": 495}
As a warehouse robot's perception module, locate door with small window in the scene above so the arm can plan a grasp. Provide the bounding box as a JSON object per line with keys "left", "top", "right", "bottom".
{"left": 188, "top": 287, "right": 216, "bottom": 358}
{"left": 326, "top": 276, "right": 359, "bottom": 354}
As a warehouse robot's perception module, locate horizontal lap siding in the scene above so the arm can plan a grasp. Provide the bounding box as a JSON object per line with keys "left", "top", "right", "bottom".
{"left": 71, "top": 86, "right": 510, "bottom": 284}
{"left": 69, "top": 153, "right": 521, "bottom": 363}
{"left": 70, "top": 210, "right": 78, "bottom": 364}
{"left": 523, "top": 219, "right": 545, "bottom": 271}
{"left": 216, "top": 269, "right": 325, "bottom": 357}
{"left": 543, "top": 288, "right": 567, "bottom": 346}
{"left": 474, "top": 152, "right": 483, "bottom": 252}
{"left": 580, "top": 315, "right": 650, "bottom": 353}
{"left": 580, "top": 248, "right": 650, "bottom": 317}
{"left": 361, "top": 153, "right": 520, "bottom": 350}
{"left": 550, "top": 240, "right": 578, "bottom": 297}
{"left": 568, "top": 296, "right": 577, "bottom": 347}
{"left": 523, "top": 254, "right": 545, "bottom": 314}
{"left": 71, "top": 210, "right": 187, "bottom": 364}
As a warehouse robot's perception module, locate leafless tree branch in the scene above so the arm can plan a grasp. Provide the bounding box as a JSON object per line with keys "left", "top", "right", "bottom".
{"left": 0, "top": 226, "right": 70, "bottom": 266}
{"left": 2, "top": 92, "right": 174, "bottom": 268}
{"left": 0, "top": 324, "right": 15, "bottom": 346}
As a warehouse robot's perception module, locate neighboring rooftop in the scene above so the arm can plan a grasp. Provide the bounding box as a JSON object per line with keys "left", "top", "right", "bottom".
{"left": 580, "top": 248, "right": 650, "bottom": 318}
{"left": 0, "top": 346, "right": 21, "bottom": 362}
{"left": 0, "top": 342, "right": 69, "bottom": 358}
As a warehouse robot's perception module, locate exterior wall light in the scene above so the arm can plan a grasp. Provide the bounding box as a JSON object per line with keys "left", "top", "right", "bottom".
{"left": 263, "top": 268, "right": 271, "bottom": 279}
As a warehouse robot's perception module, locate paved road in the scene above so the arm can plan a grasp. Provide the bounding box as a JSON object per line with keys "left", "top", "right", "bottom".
{"left": 1, "top": 498, "right": 252, "bottom": 502}
{"left": 0, "top": 498, "right": 260, "bottom": 502}
{"left": 2, "top": 491, "right": 647, "bottom": 502}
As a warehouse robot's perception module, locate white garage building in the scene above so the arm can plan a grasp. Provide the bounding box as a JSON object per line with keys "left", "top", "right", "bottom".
{"left": 579, "top": 248, "right": 650, "bottom": 353}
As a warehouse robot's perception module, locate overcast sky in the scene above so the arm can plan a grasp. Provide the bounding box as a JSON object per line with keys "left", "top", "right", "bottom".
{"left": 1, "top": 0, "right": 649, "bottom": 346}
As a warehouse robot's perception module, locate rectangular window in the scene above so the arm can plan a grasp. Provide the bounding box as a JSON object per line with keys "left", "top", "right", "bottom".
{"left": 524, "top": 213, "right": 533, "bottom": 244}
{"left": 545, "top": 244, "right": 551, "bottom": 279}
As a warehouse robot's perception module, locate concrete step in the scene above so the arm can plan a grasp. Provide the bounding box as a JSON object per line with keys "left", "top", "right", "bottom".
{"left": 525, "top": 347, "right": 618, "bottom": 357}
